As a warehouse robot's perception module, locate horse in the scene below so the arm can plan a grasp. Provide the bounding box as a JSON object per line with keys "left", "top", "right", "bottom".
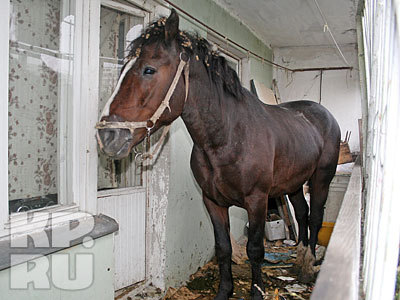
{"left": 96, "top": 9, "right": 340, "bottom": 300}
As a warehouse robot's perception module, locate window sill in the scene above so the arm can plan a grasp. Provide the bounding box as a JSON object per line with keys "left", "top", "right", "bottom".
{"left": 3, "top": 204, "right": 80, "bottom": 234}
{"left": 0, "top": 214, "right": 118, "bottom": 272}
{"left": 97, "top": 186, "right": 145, "bottom": 198}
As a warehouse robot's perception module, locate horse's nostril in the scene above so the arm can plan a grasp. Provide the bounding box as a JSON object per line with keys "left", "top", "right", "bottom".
{"left": 98, "top": 128, "right": 132, "bottom": 148}
{"left": 103, "top": 129, "right": 115, "bottom": 144}
{"left": 99, "top": 128, "right": 117, "bottom": 145}
{"left": 97, "top": 126, "right": 133, "bottom": 159}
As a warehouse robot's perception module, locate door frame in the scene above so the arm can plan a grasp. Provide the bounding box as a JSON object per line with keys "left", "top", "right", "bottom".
{"left": 96, "top": 0, "right": 153, "bottom": 290}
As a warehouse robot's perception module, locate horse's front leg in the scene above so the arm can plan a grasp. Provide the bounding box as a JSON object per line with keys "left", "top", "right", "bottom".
{"left": 245, "top": 194, "right": 267, "bottom": 300}
{"left": 203, "top": 195, "right": 233, "bottom": 300}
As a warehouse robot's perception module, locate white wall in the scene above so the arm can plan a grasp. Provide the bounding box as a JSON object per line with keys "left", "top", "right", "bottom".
{"left": 273, "top": 45, "right": 362, "bottom": 152}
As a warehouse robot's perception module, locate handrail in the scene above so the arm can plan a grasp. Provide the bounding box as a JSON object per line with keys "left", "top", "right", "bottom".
{"left": 311, "top": 164, "right": 362, "bottom": 300}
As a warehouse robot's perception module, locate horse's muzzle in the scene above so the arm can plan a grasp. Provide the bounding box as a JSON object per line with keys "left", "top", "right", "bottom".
{"left": 97, "top": 115, "right": 133, "bottom": 159}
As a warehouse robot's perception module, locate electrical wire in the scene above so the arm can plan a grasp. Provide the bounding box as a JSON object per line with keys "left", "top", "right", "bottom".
{"left": 313, "top": 0, "right": 351, "bottom": 66}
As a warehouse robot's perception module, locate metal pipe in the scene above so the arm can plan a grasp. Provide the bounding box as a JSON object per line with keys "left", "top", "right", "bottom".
{"left": 293, "top": 66, "right": 353, "bottom": 72}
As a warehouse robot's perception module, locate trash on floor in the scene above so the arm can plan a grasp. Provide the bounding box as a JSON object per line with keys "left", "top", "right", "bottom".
{"left": 276, "top": 276, "right": 295, "bottom": 281}
{"left": 285, "top": 283, "right": 308, "bottom": 293}
{"left": 162, "top": 238, "right": 320, "bottom": 300}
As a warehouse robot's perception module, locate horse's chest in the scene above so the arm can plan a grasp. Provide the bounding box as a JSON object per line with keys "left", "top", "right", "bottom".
{"left": 190, "top": 150, "right": 245, "bottom": 206}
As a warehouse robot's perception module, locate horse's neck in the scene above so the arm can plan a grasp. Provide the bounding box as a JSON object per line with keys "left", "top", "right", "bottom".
{"left": 181, "top": 73, "right": 243, "bottom": 149}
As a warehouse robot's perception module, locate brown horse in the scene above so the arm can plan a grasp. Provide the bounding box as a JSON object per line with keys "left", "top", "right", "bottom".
{"left": 97, "top": 10, "right": 340, "bottom": 300}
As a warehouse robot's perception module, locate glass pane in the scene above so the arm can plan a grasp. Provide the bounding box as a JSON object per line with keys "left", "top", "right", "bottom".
{"left": 8, "top": 0, "right": 75, "bottom": 212}
{"left": 98, "top": 6, "right": 145, "bottom": 190}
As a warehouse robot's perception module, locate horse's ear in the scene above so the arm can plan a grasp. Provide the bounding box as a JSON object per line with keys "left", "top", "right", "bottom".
{"left": 165, "top": 9, "right": 179, "bottom": 43}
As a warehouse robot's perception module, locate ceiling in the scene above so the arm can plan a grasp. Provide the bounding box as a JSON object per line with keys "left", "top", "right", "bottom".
{"left": 213, "top": 0, "right": 359, "bottom": 48}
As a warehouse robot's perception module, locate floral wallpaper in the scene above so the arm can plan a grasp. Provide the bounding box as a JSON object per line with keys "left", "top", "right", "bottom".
{"left": 8, "top": 0, "right": 64, "bottom": 202}
{"left": 98, "top": 6, "right": 144, "bottom": 189}
{"left": 8, "top": 1, "right": 144, "bottom": 203}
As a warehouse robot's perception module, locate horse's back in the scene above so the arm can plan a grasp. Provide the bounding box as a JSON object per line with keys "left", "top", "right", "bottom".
{"left": 262, "top": 100, "right": 340, "bottom": 196}
{"left": 277, "top": 100, "right": 340, "bottom": 140}
{"left": 278, "top": 100, "right": 341, "bottom": 169}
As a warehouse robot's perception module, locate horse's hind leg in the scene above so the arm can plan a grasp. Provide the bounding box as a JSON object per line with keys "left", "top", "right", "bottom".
{"left": 288, "top": 188, "right": 309, "bottom": 246}
{"left": 245, "top": 194, "right": 267, "bottom": 300}
{"left": 309, "top": 165, "right": 336, "bottom": 254}
{"left": 288, "top": 188, "right": 310, "bottom": 270}
{"left": 298, "top": 163, "right": 336, "bottom": 283}
{"left": 203, "top": 195, "right": 233, "bottom": 300}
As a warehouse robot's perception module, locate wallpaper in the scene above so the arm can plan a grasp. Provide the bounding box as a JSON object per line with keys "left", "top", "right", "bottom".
{"left": 8, "top": 0, "right": 65, "bottom": 206}
{"left": 8, "top": 1, "right": 144, "bottom": 209}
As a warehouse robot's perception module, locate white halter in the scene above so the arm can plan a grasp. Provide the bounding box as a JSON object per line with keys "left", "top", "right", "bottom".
{"left": 96, "top": 53, "right": 190, "bottom": 160}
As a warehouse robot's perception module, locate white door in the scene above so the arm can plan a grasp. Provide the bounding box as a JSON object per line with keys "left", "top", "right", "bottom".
{"left": 96, "top": 1, "right": 149, "bottom": 291}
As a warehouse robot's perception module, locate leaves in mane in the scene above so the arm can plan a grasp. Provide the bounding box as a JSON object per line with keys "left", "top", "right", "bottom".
{"left": 126, "top": 16, "right": 244, "bottom": 100}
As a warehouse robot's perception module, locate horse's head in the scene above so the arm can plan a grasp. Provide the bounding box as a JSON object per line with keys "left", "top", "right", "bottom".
{"left": 97, "top": 9, "right": 189, "bottom": 159}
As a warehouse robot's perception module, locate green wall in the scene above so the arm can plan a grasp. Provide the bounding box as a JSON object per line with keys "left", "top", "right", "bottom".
{"left": 250, "top": 57, "right": 273, "bottom": 88}
{"left": 164, "top": 0, "right": 273, "bottom": 288}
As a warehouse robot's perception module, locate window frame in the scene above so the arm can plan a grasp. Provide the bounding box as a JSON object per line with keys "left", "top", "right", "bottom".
{"left": 97, "top": 0, "right": 150, "bottom": 196}
{"left": 218, "top": 49, "right": 242, "bottom": 79}
{"left": 0, "top": 0, "right": 10, "bottom": 229}
{"left": 206, "top": 32, "right": 247, "bottom": 83}
{"left": 0, "top": 0, "right": 152, "bottom": 237}
{"left": 0, "top": 0, "right": 102, "bottom": 236}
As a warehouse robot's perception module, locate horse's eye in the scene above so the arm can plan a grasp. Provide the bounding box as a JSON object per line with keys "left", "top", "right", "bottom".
{"left": 143, "top": 67, "right": 156, "bottom": 75}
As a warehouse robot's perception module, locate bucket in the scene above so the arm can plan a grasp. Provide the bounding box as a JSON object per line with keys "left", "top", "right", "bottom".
{"left": 265, "top": 220, "right": 286, "bottom": 241}
{"left": 318, "top": 222, "right": 335, "bottom": 247}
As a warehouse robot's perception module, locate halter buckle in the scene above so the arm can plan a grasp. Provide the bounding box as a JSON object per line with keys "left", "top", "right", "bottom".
{"left": 146, "top": 120, "right": 155, "bottom": 137}
{"left": 135, "top": 152, "right": 144, "bottom": 163}
{"left": 180, "top": 52, "right": 190, "bottom": 63}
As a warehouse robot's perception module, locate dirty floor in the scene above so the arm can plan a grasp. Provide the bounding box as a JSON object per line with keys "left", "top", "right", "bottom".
{"left": 117, "top": 239, "right": 324, "bottom": 300}
{"left": 164, "top": 240, "right": 319, "bottom": 300}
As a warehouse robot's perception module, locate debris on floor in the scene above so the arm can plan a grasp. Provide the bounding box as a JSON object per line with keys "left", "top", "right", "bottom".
{"left": 285, "top": 283, "right": 308, "bottom": 293}
{"left": 164, "top": 239, "right": 319, "bottom": 300}
{"left": 115, "top": 282, "right": 163, "bottom": 300}
{"left": 264, "top": 251, "right": 294, "bottom": 266}
{"left": 276, "top": 276, "right": 295, "bottom": 281}
{"left": 164, "top": 286, "right": 209, "bottom": 300}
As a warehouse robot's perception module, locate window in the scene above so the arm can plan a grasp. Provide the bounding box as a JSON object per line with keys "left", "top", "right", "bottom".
{"left": 97, "top": 4, "right": 146, "bottom": 190}
{"left": 1, "top": 0, "right": 151, "bottom": 231}
{"left": 8, "top": 0, "right": 75, "bottom": 213}
{"left": 219, "top": 50, "right": 241, "bottom": 78}
{"left": 207, "top": 32, "right": 243, "bottom": 81}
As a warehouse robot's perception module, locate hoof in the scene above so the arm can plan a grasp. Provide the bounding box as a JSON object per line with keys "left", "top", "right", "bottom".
{"left": 213, "top": 295, "right": 229, "bottom": 300}
{"left": 298, "top": 272, "right": 315, "bottom": 283}
{"left": 297, "top": 245, "right": 317, "bottom": 283}
{"left": 213, "top": 287, "right": 233, "bottom": 300}
{"left": 295, "top": 242, "right": 307, "bottom": 266}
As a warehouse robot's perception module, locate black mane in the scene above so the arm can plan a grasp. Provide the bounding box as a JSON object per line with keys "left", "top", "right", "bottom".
{"left": 127, "top": 17, "right": 243, "bottom": 99}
